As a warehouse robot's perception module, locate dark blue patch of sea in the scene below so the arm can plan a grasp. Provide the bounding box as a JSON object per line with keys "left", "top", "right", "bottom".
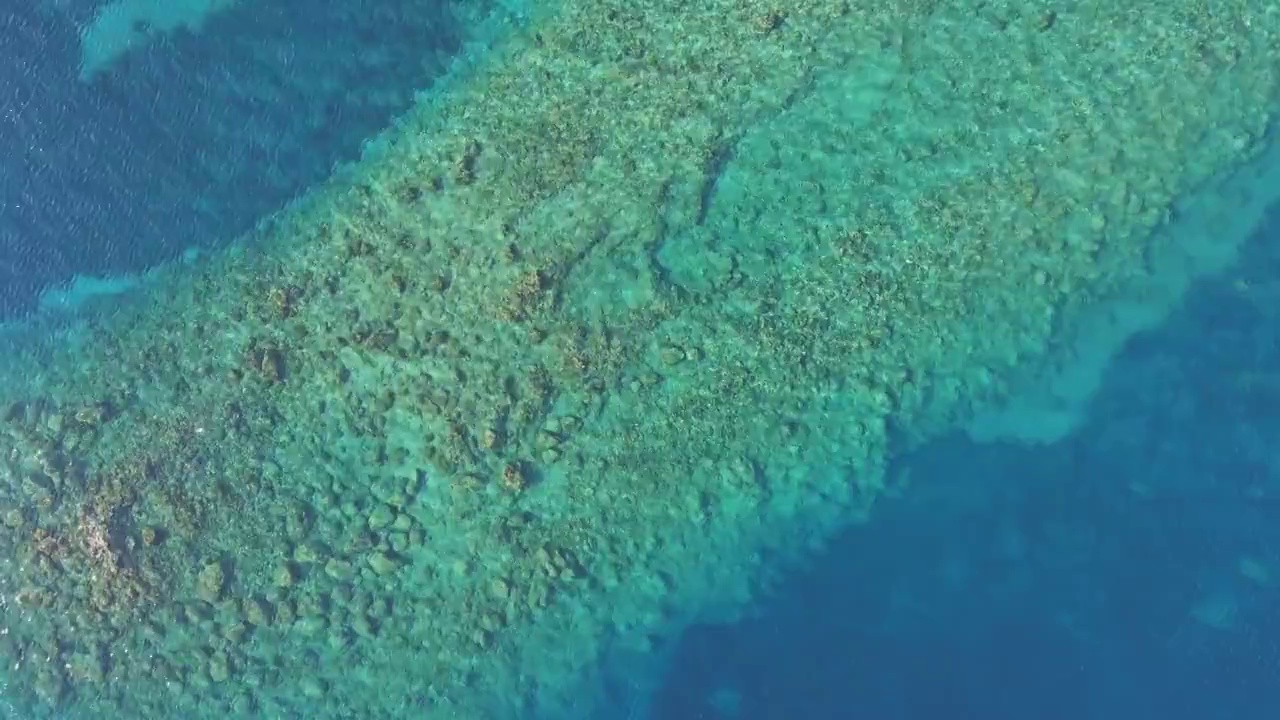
{"left": 0, "top": 0, "right": 469, "bottom": 320}
{"left": 646, "top": 199, "right": 1280, "bottom": 720}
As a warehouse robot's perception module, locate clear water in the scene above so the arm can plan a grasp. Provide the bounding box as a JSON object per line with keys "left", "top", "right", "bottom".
{"left": 0, "top": 0, "right": 474, "bottom": 318}
{"left": 1, "top": 2, "right": 1278, "bottom": 719}
{"left": 652, "top": 213, "right": 1280, "bottom": 718}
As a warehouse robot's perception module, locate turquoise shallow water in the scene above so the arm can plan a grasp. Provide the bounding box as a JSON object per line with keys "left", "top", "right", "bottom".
{"left": 1, "top": 2, "right": 1279, "bottom": 719}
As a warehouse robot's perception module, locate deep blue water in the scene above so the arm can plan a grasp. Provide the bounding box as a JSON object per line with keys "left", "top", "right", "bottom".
{"left": 649, "top": 210, "right": 1280, "bottom": 719}
{"left": 0, "top": 0, "right": 467, "bottom": 319}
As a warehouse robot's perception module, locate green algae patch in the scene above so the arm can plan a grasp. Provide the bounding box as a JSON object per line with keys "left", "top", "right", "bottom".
{"left": 2, "top": 1, "right": 1278, "bottom": 718}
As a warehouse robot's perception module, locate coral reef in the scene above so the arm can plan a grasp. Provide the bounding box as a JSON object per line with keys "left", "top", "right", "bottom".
{"left": 0, "top": 1, "right": 1276, "bottom": 718}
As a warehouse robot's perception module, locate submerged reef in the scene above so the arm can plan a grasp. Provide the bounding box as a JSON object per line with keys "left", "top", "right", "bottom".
{"left": 0, "top": 1, "right": 1276, "bottom": 718}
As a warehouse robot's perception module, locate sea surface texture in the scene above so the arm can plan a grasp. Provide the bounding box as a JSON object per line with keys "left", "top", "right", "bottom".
{"left": 0, "top": 0, "right": 497, "bottom": 318}
{"left": 0, "top": 1, "right": 1277, "bottom": 719}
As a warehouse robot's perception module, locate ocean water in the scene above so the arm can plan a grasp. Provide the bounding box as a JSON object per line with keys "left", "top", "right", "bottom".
{"left": 0, "top": 2, "right": 1278, "bottom": 719}
{"left": 0, "top": 0, "right": 489, "bottom": 319}
{"left": 652, "top": 209, "right": 1280, "bottom": 720}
